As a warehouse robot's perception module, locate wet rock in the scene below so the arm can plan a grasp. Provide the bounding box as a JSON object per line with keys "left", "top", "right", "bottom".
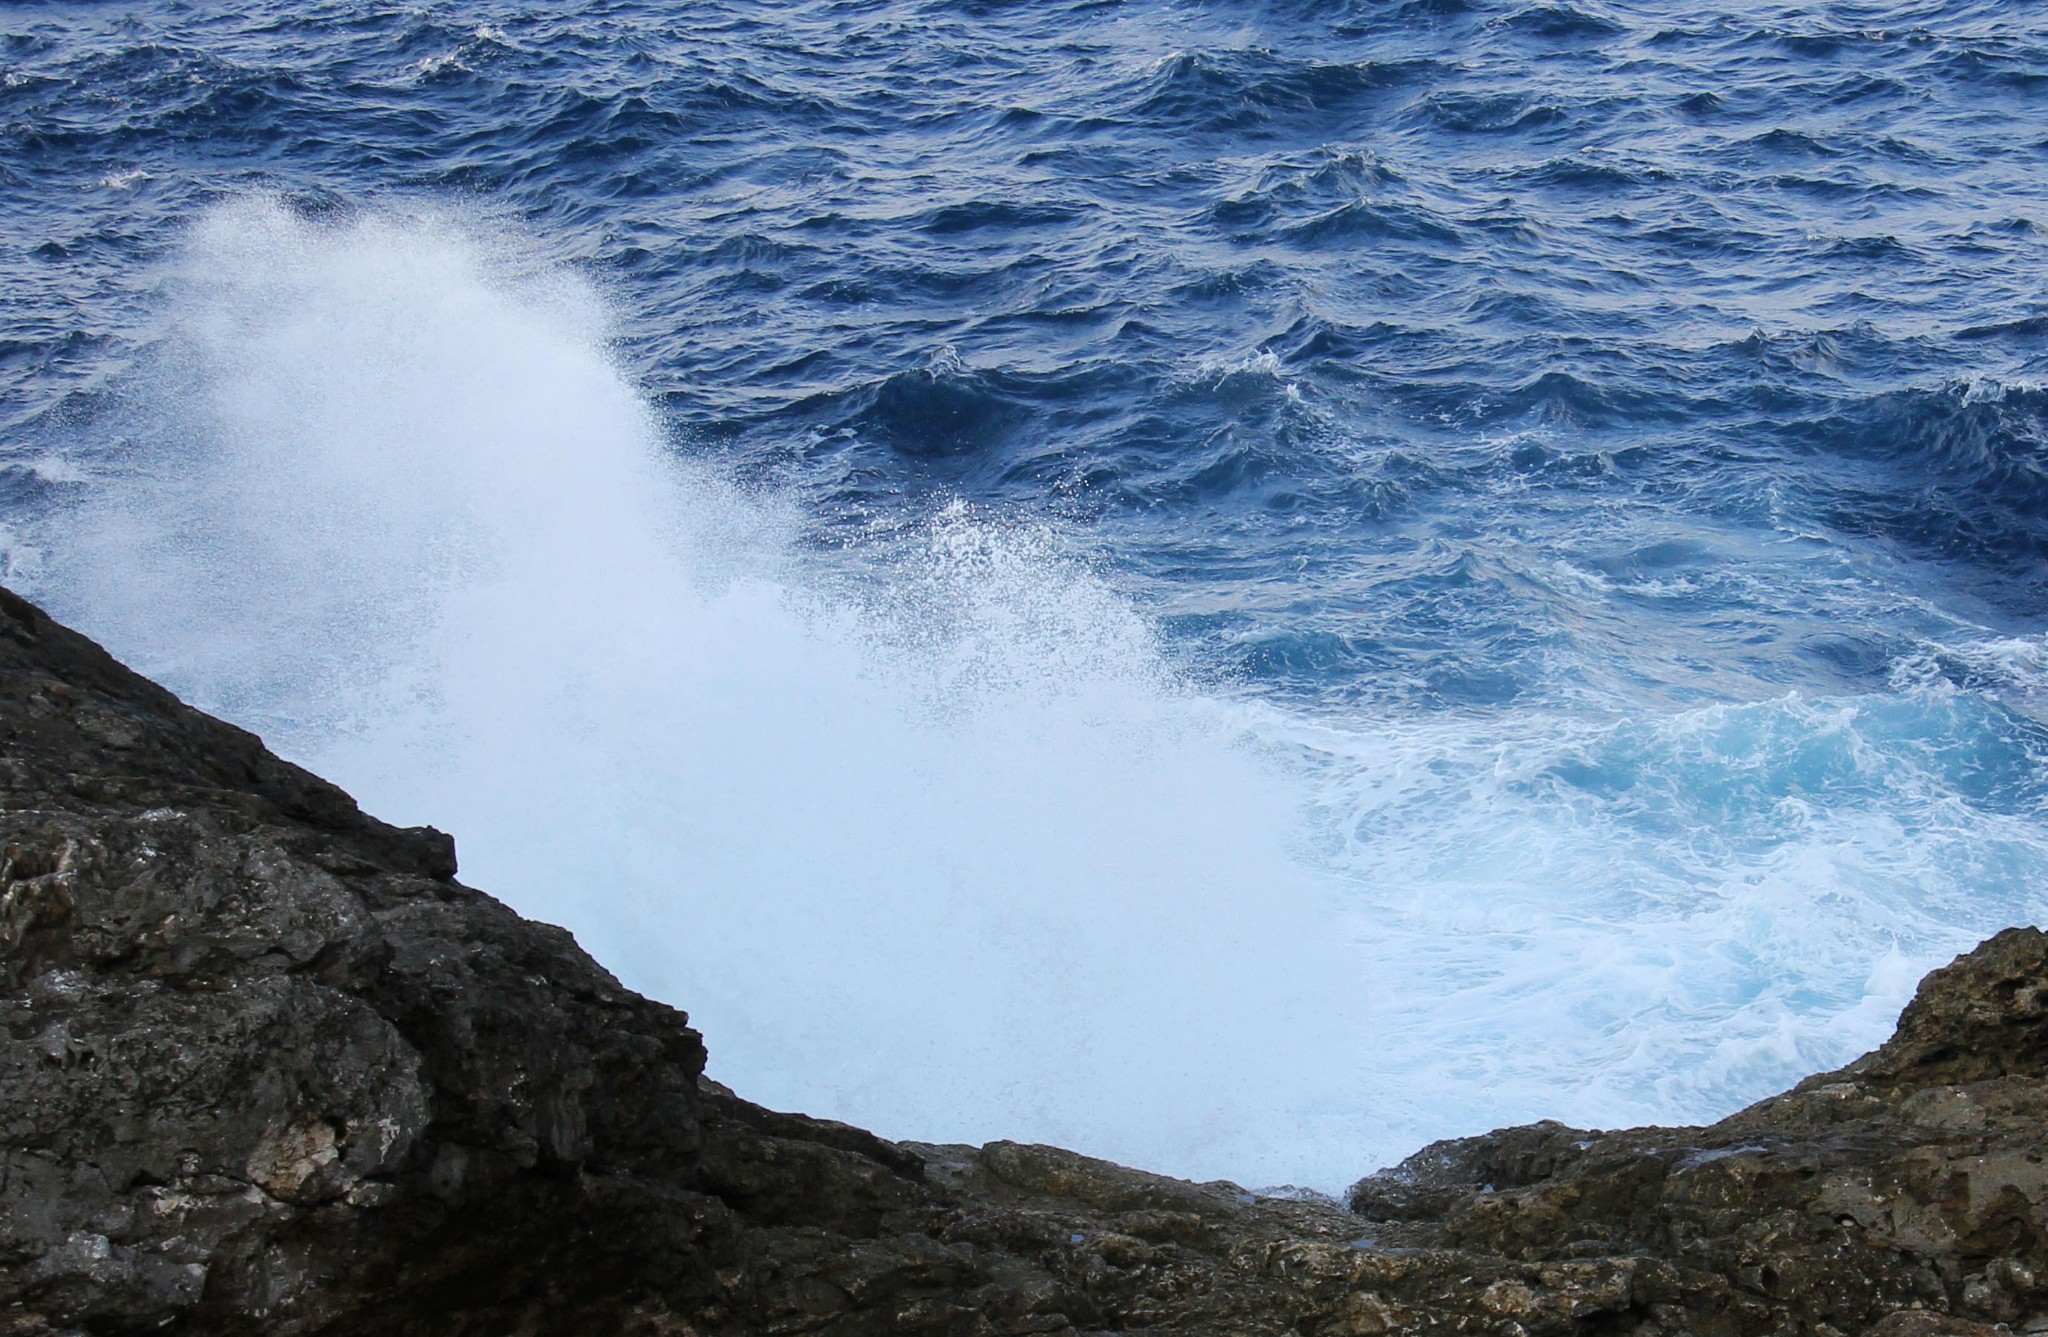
{"left": 1, "top": 580, "right": 2045, "bottom": 1335}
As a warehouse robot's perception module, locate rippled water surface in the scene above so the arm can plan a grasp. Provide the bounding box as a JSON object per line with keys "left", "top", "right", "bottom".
{"left": 6, "top": 1, "right": 2048, "bottom": 1187}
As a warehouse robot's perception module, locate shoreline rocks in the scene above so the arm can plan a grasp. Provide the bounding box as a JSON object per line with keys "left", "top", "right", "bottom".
{"left": 0, "top": 583, "right": 2040, "bottom": 1335}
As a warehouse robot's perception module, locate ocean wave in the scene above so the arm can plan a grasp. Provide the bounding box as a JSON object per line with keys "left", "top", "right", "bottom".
{"left": 7, "top": 0, "right": 2048, "bottom": 1189}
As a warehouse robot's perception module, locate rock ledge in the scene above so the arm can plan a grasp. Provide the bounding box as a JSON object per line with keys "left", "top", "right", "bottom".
{"left": 1, "top": 586, "right": 2042, "bottom": 1336}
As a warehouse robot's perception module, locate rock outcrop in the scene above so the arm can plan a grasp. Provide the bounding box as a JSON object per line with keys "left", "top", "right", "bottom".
{"left": 0, "top": 583, "right": 2041, "bottom": 1336}
{"left": 1347, "top": 927, "right": 2048, "bottom": 1336}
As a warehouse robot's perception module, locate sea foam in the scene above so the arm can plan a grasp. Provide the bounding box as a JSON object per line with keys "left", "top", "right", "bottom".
{"left": 39, "top": 198, "right": 1363, "bottom": 1184}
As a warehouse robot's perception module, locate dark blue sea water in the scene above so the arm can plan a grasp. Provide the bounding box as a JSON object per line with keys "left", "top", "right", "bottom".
{"left": 6, "top": 0, "right": 2048, "bottom": 1187}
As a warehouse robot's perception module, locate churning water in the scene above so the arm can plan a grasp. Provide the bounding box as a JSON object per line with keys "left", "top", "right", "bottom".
{"left": 6, "top": 1, "right": 2048, "bottom": 1189}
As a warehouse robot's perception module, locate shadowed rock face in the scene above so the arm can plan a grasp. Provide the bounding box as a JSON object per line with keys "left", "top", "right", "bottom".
{"left": 0, "top": 583, "right": 2039, "bottom": 1336}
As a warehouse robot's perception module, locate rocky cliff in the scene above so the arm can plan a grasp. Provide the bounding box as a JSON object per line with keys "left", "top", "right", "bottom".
{"left": 0, "top": 584, "right": 2041, "bottom": 1336}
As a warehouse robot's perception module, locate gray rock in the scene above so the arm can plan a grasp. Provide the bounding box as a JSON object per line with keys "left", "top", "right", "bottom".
{"left": 2, "top": 580, "right": 2045, "bottom": 1336}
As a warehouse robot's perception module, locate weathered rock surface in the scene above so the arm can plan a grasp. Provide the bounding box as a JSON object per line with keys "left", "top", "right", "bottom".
{"left": 1347, "top": 926, "right": 2048, "bottom": 1335}
{"left": 0, "top": 582, "right": 2041, "bottom": 1336}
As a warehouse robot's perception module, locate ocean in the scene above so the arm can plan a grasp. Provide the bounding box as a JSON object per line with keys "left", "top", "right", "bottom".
{"left": 4, "top": 0, "right": 2047, "bottom": 1190}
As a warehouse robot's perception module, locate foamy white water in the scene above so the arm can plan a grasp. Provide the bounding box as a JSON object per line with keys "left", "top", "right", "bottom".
{"left": 22, "top": 199, "right": 2048, "bottom": 1189}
